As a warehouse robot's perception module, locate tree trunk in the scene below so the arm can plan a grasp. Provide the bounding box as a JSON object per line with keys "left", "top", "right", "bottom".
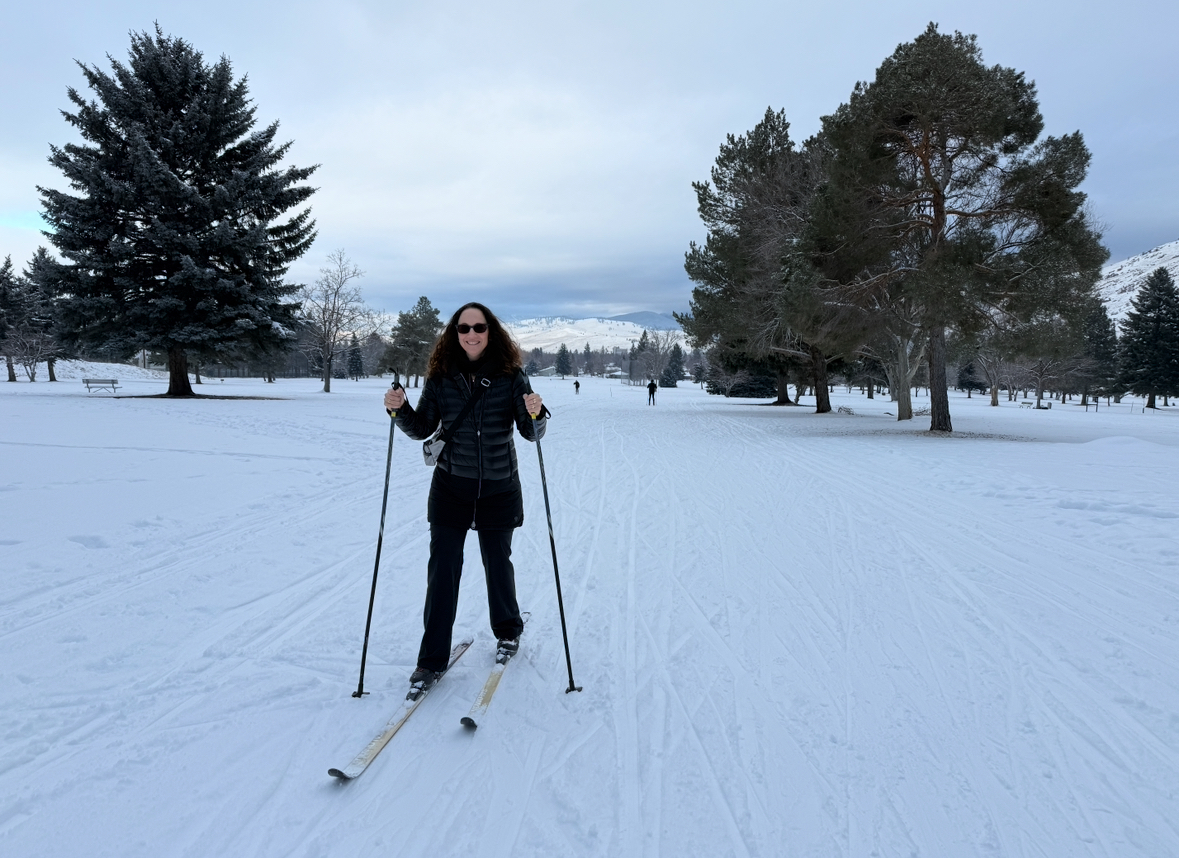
{"left": 1146, "top": 392, "right": 1156, "bottom": 409}
{"left": 775, "top": 371, "right": 794, "bottom": 405}
{"left": 321, "top": 348, "right": 333, "bottom": 393}
{"left": 990, "top": 383, "right": 1000, "bottom": 406}
{"left": 892, "top": 340, "right": 914, "bottom": 421}
{"left": 5, "top": 354, "right": 15, "bottom": 382}
{"left": 193, "top": 363, "right": 202, "bottom": 385}
{"left": 48, "top": 358, "right": 58, "bottom": 382}
{"left": 927, "top": 328, "right": 952, "bottom": 432}
{"left": 809, "top": 345, "right": 832, "bottom": 414}
{"left": 167, "top": 346, "right": 195, "bottom": 396}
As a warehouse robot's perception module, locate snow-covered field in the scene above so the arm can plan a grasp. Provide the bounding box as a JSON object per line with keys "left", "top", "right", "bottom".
{"left": 2, "top": 367, "right": 1178, "bottom": 857}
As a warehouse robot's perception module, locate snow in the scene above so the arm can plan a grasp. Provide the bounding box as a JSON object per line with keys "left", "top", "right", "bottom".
{"left": 510, "top": 316, "right": 685, "bottom": 353}
{"left": 3, "top": 367, "right": 1178, "bottom": 857}
{"left": 1098, "top": 238, "right": 1179, "bottom": 321}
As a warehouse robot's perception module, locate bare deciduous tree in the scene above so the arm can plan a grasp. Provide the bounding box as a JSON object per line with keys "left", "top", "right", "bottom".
{"left": 298, "top": 250, "right": 374, "bottom": 392}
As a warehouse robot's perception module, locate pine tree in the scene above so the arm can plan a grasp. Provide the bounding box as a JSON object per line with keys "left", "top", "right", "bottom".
{"left": 1119, "top": 267, "right": 1179, "bottom": 408}
{"left": 628, "top": 330, "right": 651, "bottom": 382}
{"left": 347, "top": 334, "right": 364, "bottom": 380}
{"left": 38, "top": 27, "right": 317, "bottom": 396}
{"left": 1079, "top": 299, "right": 1118, "bottom": 403}
{"left": 660, "top": 342, "right": 684, "bottom": 387}
{"left": 554, "top": 344, "right": 572, "bottom": 378}
{"left": 681, "top": 108, "right": 832, "bottom": 411}
{"left": 957, "top": 362, "right": 983, "bottom": 396}
{"left": 0, "top": 257, "right": 21, "bottom": 382}
{"left": 582, "top": 342, "right": 594, "bottom": 376}
{"left": 21, "top": 247, "right": 69, "bottom": 381}
{"left": 386, "top": 297, "right": 441, "bottom": 386}
{"left": 817, "top": 24, "right": 1107, "bottom": 431}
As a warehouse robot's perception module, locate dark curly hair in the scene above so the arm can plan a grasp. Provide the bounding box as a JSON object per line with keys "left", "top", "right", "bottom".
{"left": 426, "top": 302, "right": 524, "bottom": 379}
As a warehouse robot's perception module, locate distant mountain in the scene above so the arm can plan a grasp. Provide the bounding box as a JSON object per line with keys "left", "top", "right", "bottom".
{"left": 1097, "top": 238, "right": 1179, "bottom": 320}
{"left": 509, "top": 315, "right": 686, "bottom": 353}
{"left": 606, "top": 311, "right": 682, "bottom": 330}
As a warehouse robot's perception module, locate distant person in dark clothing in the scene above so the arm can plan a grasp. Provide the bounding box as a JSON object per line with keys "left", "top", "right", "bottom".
{"left": 382, "top": 302, "right": 547, "bottom": 699}
{"left": 574, "top": 380, "right": 580, "bottom": 394}
{"left": 647, "top": 380, "right": 657, "bottom": 405}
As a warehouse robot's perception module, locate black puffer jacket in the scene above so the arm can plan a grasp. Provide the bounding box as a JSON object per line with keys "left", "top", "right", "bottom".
{"left": 396, "top": 368, "right": 547, "bottom": 529}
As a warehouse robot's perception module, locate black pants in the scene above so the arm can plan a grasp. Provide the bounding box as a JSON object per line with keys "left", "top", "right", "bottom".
{"left": 417, "top": 524, "right": 524, "bottom": 671}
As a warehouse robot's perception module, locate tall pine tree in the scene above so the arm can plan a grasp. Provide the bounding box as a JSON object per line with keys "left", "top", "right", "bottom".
{"left": 347, "top": 334, "right": 364, "bottom": 380}
{"left": 1079, "top": 298, "right": 1118, "bottom": 404}
{"left": 554, "top": 344, "right": 572, "bottom": 378}
{"left": 660, "top": 342, "right": 685, "bottom": 387}
{"left": 1119, "top": 267, "right": 1179, "bottom": 408}
{"left": 39, "top": 27, "right": 317, "bottom": 396}
{"left": 0, "top": 257, "right": 21, "bottom": 382}
{"left": 816, "top": 24, "right": 1107, "bottom": 431}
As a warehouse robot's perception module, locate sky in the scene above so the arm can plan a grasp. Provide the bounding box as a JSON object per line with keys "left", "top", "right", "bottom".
{"left": 2, "top": 0, "right": 1177, "bottom": 320}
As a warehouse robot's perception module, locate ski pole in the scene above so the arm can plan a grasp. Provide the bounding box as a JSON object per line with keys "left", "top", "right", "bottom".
{"left": 353, "top": 381, "right": 402, "bottom": 698}
{"left": 531, "top": 413, "right": 582, "bottom": 694}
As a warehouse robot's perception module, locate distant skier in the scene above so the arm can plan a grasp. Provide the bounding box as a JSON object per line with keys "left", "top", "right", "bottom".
{"left": 647, "top": 379, "right": 657, "bottom": 405}
{"left": 574, "top": 380, "right": 580, "bottom": 395}
{"left": 383, "top": 302, "right": 548, "bottom": 699}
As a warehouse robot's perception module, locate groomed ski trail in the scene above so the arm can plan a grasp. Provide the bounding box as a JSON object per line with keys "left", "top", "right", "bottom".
{"left": 2, "top": 376, "right": 1177, "bottom": 857}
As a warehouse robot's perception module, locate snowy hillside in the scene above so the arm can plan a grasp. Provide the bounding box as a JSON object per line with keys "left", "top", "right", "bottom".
{"left": 15, "top": 359, "right": 167, "bottom": 382}
{"left": 2, "top": 370, "right": 1178, "bottom": 857}
{"left": 1097, "top": 238, "right": 1179, "bottom": 320}
{"left": 508, "top": 315, "right": 685, "bottom": 353}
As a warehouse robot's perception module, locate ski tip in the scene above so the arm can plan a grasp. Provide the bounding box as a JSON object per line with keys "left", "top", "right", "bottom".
{"left": 328, "top": 768, "right": 353, "bottom": 780}
{"left": 460, "top": 716, "right": 478, "bottom": 730}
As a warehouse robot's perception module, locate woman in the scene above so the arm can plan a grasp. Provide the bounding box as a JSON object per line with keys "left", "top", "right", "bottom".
{"left": 383, "top": 302, "right": 546, "bottom": 698}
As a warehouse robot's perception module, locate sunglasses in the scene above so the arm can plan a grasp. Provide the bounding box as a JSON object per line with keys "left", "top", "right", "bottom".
{"left": 456, "top": 323, "right": 488, "bottom": 334}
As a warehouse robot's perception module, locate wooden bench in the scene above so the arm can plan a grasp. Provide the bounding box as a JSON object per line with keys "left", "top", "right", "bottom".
{"left": 1020, "top": 400, "right": 1051, "bottom": 409}
{"left": 82, "top": 378, "right": 120, "bottom": 393}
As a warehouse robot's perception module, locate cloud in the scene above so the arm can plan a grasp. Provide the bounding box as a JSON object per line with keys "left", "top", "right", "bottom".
{"left": 3, "top": 0, "right": 1178, "bottom": 317}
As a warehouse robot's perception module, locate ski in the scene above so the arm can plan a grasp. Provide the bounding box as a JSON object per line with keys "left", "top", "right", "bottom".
{"left": 329, "top": 637, "right": 473, "bottom": 780}
{"left": 461, "top": 614, "right": 528, "bottom": 730}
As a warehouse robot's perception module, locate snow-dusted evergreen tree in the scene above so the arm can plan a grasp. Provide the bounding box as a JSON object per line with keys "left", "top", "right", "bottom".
{"left": 1119, "top": 267, "right": 1179, "bottom": 408}
{"left": 38, "top": 26, "right": 317, "bottom": 396}
{"left": 554, "top": 344, "right": 572, "bottom": 378}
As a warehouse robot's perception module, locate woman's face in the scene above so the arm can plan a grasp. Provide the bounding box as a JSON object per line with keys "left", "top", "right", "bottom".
{"left": 456, "top": 307, "right": 489, "bottom": 362}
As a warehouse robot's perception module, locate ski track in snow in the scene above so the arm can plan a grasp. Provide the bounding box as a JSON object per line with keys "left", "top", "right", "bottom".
{"left": 2, "top": 375, "right": 1178, "bottom": 857}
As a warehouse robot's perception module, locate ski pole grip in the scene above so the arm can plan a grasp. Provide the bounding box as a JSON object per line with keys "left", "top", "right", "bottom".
{"left": 387, "top": 381, "right": 402, "bottom": 418}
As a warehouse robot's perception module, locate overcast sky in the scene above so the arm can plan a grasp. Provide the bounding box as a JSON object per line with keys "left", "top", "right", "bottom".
{"left": 2, "top": 1, "right": 1176, "bottom": 320}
